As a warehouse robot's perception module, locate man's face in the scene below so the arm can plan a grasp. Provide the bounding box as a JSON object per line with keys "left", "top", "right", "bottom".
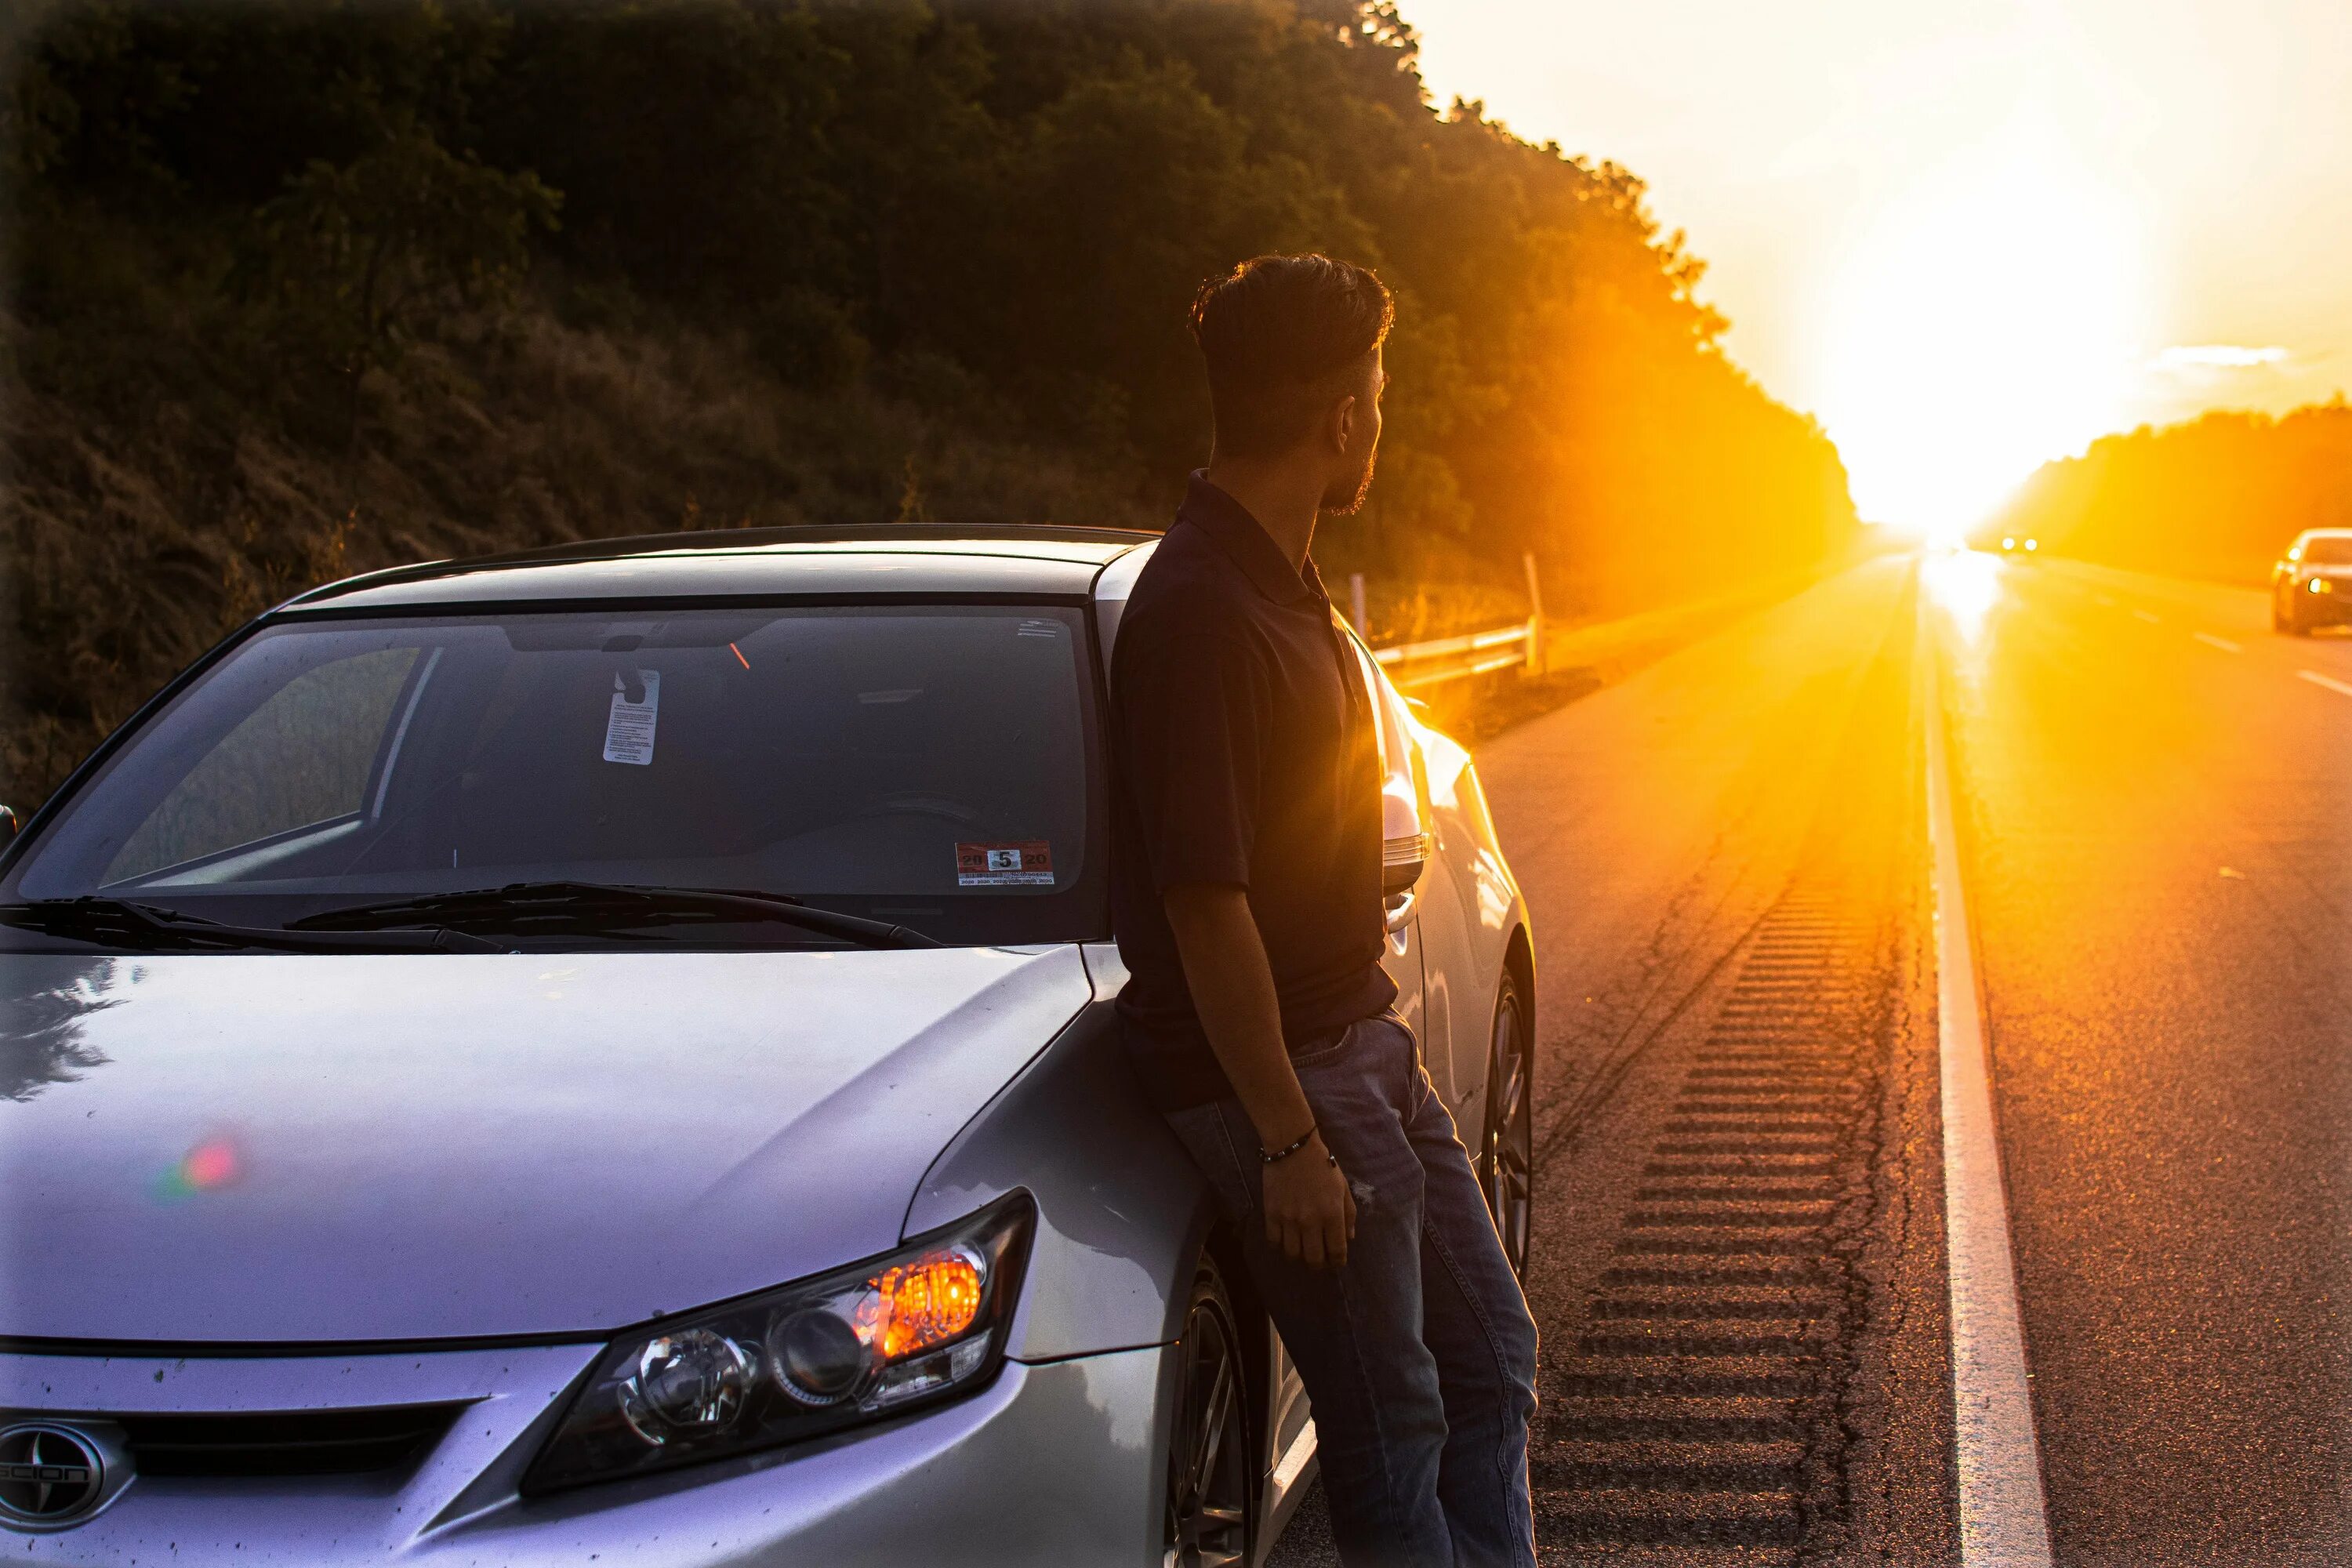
{"left": 1320, "top": 347, "right": 1387, "bottom": 514}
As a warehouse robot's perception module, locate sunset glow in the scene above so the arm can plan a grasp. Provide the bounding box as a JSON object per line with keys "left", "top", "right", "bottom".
{"left": 1415, "top": 0, "right": 2352, "bottom": 536}
{"left": 1811, "top": 131, "right": 2148, "bottom": 537}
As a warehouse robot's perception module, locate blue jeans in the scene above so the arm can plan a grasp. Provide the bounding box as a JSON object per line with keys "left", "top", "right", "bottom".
{"left": 1164, "top": 1014, "right": 1539, "bottom": 1568}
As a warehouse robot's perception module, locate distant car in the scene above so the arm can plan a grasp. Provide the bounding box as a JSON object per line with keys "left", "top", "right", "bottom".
{"left": 2272, "top": 528, "right": 2352, "bottom": 635}
{"left": 0, "top": 525, "right": 1534, "bottom": 1566}
{"left": 1998, "top": 535, "right": 2040, "bottom": 559}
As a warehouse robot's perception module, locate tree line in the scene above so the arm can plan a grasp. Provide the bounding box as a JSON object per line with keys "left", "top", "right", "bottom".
{"left": 2, "top": 0, "right": 1862, "bottom": 807}
{"left": 1991, "top": 400, "right": 2352, "bottom": 582}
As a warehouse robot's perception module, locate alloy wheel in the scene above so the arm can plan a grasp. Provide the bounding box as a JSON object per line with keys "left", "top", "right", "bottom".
{"left": 1480, "top": 974, "right": 1534, "bottom": 1279}
{"left": 1164, "top": 1267, "right": 1252, "bottom": 1568}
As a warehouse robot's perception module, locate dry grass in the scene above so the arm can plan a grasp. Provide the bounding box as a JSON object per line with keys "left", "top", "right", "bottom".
{"left": 0, "top": 297, "right": 1158, "bottom": 812}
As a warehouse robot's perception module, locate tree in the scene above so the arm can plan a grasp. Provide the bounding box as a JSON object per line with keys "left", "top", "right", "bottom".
{"left": 246, "top": 117, "right": 557, "bottom": 445}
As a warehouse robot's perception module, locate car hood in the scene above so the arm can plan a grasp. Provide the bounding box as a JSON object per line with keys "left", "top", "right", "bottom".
{"left": 2, "top": 946, "right": 1091, "bottom": 1344}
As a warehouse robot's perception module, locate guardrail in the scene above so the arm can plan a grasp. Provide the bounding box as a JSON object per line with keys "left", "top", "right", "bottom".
{"left": 1363, "top": 552, "right": 1548, "bottom": 692}
{"left": 1370, "top": 619, "right": 1542, "bottom": 690}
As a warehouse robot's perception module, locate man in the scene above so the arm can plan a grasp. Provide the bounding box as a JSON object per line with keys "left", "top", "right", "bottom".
{"left": 1109, "top": 253, "right": 1540, "bottom": 1567}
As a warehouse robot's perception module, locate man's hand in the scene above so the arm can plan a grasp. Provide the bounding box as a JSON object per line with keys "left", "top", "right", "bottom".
{"left": 1263, "top": 1131, "right": 1358, "bottom": 1269}
{"left": 1163, "top": 883, "right": 1363, "bottom": 1269}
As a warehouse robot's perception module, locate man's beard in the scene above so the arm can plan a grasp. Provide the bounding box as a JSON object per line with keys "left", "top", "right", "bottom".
{"left": 1320, "top": 447, "right": 1379, "bottom": 514}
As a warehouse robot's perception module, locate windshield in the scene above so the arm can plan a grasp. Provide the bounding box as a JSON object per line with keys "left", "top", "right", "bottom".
{"left": 2298, "top": 535, "right": 2352, "bottom": 565}
{"left": 4, "top": 604, "right": 1105, "bottom": 948}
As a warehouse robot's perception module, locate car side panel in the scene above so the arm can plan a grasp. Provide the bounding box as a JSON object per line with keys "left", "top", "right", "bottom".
{"left": 902, "top": 970, "right": 1212, "bottom": 1362}
{"left": 1414, "top": 727, "right": 1529, "bottom": 1128}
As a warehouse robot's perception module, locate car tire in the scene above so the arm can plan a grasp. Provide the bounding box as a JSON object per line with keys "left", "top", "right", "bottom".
{"left": 2273, "top": 590, "right": 2289, "bottom": 633}
{"left": 1164, "top": 1255, "right": 1254, "bottom": 1568}
{"left": 2288, "top": 597, "right": 2314, "bottom": 636}
{"left": 1478, "top": 967, "right": 1534, "bottom": 1280}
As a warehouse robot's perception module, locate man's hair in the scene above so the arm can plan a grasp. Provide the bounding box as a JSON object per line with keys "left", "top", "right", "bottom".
{"left": 1189, "top": 254, "right": 1393, "bottom": 459}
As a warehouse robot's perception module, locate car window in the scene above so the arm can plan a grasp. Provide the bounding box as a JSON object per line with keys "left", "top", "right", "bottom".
{"left": 2299, "top": 536, "right": 2352, "bottom": 564}
{"left": 103, "top": 647, "right": 419, "bottom": 884}
{"left": 9, "top": 605, "right": 1105, "bottom": 946}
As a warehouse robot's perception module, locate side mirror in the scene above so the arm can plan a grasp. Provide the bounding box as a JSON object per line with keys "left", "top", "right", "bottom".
{"left": 1381, "top": 784, "right": 1427, "bottom": 899}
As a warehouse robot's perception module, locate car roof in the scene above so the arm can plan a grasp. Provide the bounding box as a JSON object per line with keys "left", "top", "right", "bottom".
{"left": 2296, "top": 528, "right": 2352, "bottom": 542}
{"left": 281, "top": 524, "right": 1162, "bottom": 612}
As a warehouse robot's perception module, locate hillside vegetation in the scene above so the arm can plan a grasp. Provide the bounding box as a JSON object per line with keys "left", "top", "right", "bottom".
{"left": 1991, "top": 400, "right": 2352, "bottom": 583}
{"left": 2, "top": 0, "right": 1860, "bottom": 810}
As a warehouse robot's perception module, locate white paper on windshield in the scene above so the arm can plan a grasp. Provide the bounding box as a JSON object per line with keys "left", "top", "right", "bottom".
{"left": 603, "top": 670, "right": 660, "bottom": 765}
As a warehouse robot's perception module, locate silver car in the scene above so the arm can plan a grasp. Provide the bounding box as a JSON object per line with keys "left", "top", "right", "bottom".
{"left": 0, "top": 526, "right": 1534, "bottom": 1566}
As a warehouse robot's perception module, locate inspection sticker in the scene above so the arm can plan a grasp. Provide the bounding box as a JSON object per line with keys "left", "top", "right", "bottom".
{"left": 603, "top": 669, "right": 660, "bottom": 765}
{"left": 956, "top": 841, "right": 1054, "bottom": 887}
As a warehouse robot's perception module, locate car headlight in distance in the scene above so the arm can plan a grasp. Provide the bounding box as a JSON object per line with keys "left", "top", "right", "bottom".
{"left": 523, "top": 1194, "right": 1033, "bottom": 1494}
{"left": 2310, "top": 576, "right": 2332, "bottom": 593}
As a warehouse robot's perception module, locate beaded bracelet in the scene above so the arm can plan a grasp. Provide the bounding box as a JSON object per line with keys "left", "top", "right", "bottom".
{"left": 1261, "top": 1123, "right": 1321, "bottom": 1164}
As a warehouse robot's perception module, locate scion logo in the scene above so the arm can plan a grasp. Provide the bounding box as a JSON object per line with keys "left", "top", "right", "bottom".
{"left": 0, "top": 1424, "right": 106, "bottom": 1526}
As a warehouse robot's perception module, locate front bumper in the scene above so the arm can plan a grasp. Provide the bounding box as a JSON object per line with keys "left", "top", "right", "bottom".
{"left": 2, "top": 1340, "right": 1167, "bottom": 1566}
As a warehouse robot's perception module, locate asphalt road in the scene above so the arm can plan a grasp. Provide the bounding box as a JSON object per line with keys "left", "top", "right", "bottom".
{"left": 1271, "top": 551, "right": 2349, "bottom": 1565}
{"left": 1943, "top": 555, "right": 2350, "bottom": 1566}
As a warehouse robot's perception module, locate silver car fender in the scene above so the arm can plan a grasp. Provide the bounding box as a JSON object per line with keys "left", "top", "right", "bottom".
{"left": 901, "top": 946, "right": 1215, "bottom": 1363}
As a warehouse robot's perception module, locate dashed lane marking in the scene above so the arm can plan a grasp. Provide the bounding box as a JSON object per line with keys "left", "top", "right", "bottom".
{"left": 2193, "top": 633, "right": 2242, "bottom": 653}
{"left": 1927, "top": 612, "right": 2056, "bottom": 1568}
{"left": 2298, "top": 669, "right": 2352, "bottom": 699}
{"left": 2132, "top": 609, "right": 2162, "bottom": 624}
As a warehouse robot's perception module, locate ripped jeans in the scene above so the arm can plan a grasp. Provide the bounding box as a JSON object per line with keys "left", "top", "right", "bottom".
{"left": 1163, "top": 1013, "right": 1539, "bottom": 1568}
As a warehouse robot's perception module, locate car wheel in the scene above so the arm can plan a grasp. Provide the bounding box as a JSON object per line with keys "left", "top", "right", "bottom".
{"left": 1164, "top": 1257, "right": 1252, "bottom": 1568}
{"left": 1479, "top": 967, "right": 1534, "bottom": 1279}
{"left": 2288, "top": 597, "right": 2314, "bottom": 636}
{"left": 2273, "top": 590, "right": 2289, "bottom": 632}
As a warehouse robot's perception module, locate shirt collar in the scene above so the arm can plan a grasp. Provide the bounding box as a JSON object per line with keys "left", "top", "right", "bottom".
{"left": 1178, "top": 472, "right": 1327, "bottom": 608}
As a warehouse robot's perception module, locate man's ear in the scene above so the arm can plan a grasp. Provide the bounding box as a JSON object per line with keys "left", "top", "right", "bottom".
{"left": 1328, "top": 391, "right": 1359, "bottom": 456}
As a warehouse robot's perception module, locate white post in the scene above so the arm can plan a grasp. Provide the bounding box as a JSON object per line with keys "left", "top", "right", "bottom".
{"left": 1348, "top": 572, "right": 1370, "bottom": 637}
{"left": 1521, "top": 553, "right": 1546, "bottom": 675}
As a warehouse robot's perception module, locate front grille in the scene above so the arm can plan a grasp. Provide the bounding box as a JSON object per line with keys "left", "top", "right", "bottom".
{"left": 12, "top": 1403, "right": 471, "bottom": 1478}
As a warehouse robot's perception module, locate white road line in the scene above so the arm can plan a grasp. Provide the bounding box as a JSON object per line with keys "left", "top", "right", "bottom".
{"left": 2094, "top": 594, "right": 2117, "bottom": 606}
{"left": 1926, "top": 633, "right": 2056, "bottom": 1568}
{"left": 2132, "top": 609, "right": 2162, "bottom": 624}
{"left": 2299, "top": 669, "right": 2352, "bottom": 699}
{"left": 2193, "top": 633, "right": 2242, "bottom": 653}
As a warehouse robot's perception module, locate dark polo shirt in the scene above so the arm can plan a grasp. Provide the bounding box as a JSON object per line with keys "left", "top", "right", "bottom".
{"left": 1109, "top": 474, "right": 1396, "bottom": 1110}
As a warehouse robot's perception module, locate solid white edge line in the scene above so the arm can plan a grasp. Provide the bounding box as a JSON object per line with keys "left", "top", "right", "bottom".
{"left": 1926, "top": 601, "right": 2056, "bottom": 1568}
{"left": 2297, "top": 669, "right": 2352, "bottom": 699}
{"left": 2193, "top": 632, "right": 2242, "bottom": 654}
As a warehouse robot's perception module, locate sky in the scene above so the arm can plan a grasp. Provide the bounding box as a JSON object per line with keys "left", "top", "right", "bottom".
{"left": 1410, "top": 0, "right": 2352, "bottom": 535}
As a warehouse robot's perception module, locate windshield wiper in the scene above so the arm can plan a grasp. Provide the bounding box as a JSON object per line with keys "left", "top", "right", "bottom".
{"left": 0, "top": 897, "right": 503, "bottom": 954}
{"left": 287, "top": 881, "right": 941, "bottom": 950}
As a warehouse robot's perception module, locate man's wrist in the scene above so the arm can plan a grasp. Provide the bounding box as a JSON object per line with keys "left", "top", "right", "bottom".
{"left": 1261, "top": 1122, "right": 1322, "bottom": 1164}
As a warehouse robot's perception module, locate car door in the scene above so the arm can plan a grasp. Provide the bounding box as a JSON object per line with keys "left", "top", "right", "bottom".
{"left": 1341, "top": 627, "right": 1433, "bottom": 1087}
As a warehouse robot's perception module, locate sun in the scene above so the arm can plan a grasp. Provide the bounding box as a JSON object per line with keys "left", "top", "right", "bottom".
{"left": 1809, "top": 128, "right": 2152, "bottom": 543}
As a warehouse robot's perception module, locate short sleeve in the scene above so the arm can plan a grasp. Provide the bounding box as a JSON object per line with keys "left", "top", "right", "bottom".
{"left": 1114, "top": 630, "right": 1269, "bottom": 891}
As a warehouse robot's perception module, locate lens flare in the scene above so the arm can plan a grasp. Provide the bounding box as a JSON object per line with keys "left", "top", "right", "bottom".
{"left": 1924, "top": 548, "right": 2003, "bottom": 647}
{"left": 154, "top": 1136, "right": 243, "bottom": 1201}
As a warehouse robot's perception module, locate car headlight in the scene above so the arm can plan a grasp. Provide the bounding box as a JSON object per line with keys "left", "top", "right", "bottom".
{"left": 522, "top": 1194, "right": 1033, "bottom": 1494}
{"left": 2310, "top": 576, "right": 2332, "bottom": 593}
